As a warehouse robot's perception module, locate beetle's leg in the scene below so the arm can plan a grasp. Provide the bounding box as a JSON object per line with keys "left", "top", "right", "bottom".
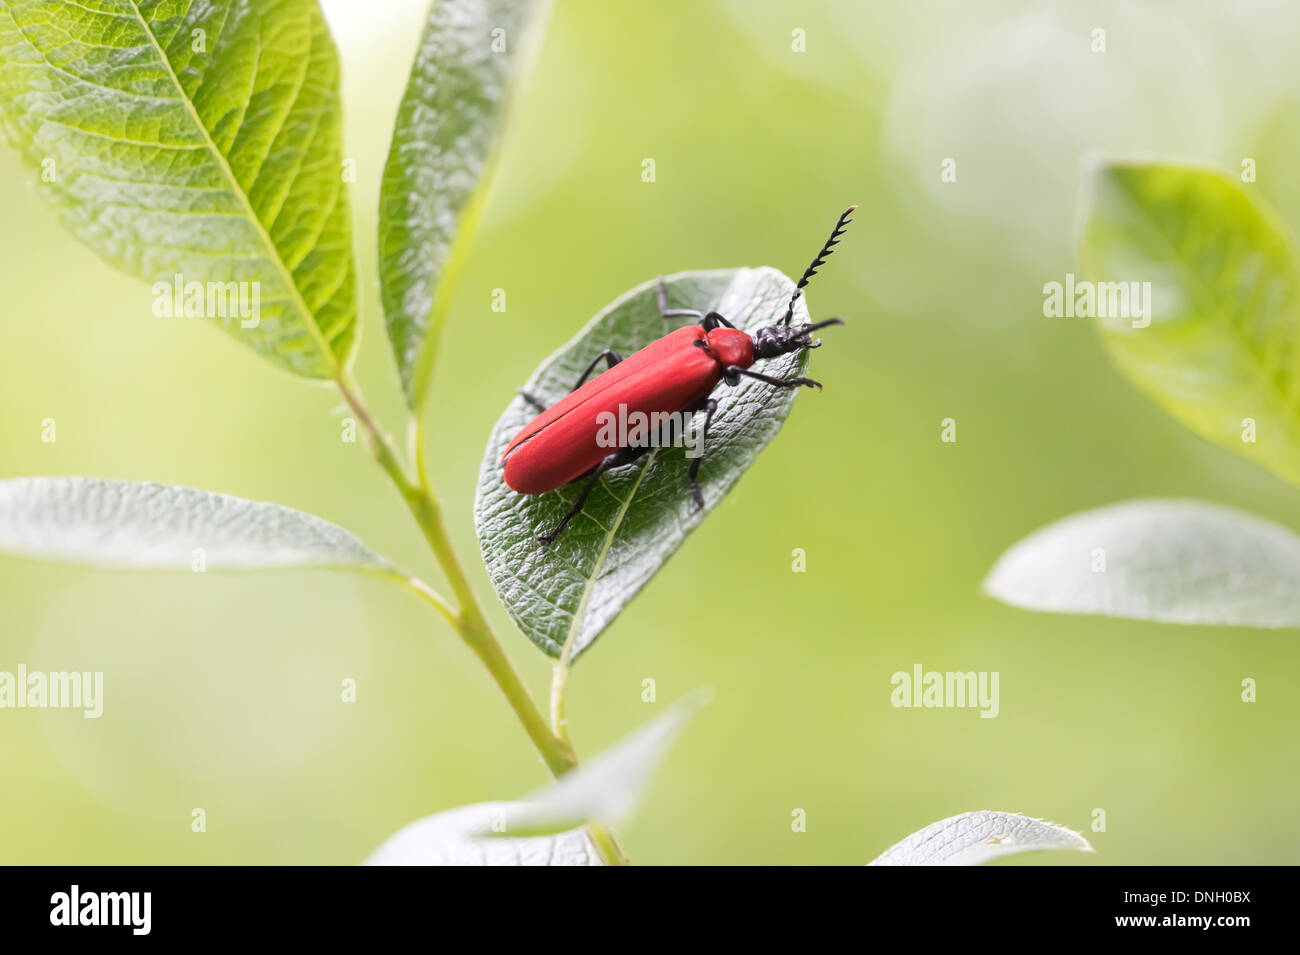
{"left": 517, "top": 389, "right": 548, "bottom": 412}
{"left": 658, "top": 278, "right": 735, "bottom": 329}
{"left": 571, "top": 349, "right": 623, "bottom": 390}
{"left": 723, "top": 366, "right": 822, "bottom": 390}
{"left": 537, "top": 444, "right": 650, "bottom": 547}
{"left": 686, "top": 398, "right": 718, "bottom": 511}
{"left": 517, "top": 349, "right": 623, "bottom": 414}
{"left": 657, "top": 277, "right": 705, "bottom": 322}
{"left": 536, "top": 469, "right": 602, "bottom": 547}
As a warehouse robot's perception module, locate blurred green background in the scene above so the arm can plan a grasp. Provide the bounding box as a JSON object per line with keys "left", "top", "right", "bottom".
{"left": 3, "top": 0, "right": 1300, "bottom": 865}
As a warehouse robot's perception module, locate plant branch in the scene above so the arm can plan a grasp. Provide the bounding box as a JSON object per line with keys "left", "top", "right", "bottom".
{"left": 585, "top": 822, "right": 628, "bottom": 866}
{"left": 391, "top": 572, "right": 458, "bottom": 628}
{"left": 411, "top": 406, "right": 630, "bottom": 866}
{"left": 335, "top": 368, "right": 576, "bottom": 778}
{"left": 336, "top": 367, "right": 630, "bottom": 865}
{"left": 550, "top": 661, "right": 572, "bottom": 746}
{"left": 549, "top": 600, "right": 585, "bottom": 745}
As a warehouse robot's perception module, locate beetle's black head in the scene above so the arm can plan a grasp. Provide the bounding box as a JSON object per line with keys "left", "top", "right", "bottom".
{"left": 760, "top": 205, "right": 856, "bottom": 355}
{"left": 752, "top": 317, "right": 844, "bottom": 359}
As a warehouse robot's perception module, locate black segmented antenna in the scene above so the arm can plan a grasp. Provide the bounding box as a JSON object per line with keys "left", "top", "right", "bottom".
{"left": 782, "top": 205, "right": 856, "bottom": 325}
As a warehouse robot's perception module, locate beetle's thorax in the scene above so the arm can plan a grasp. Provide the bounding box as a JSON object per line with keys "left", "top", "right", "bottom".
{"left": 702, "top": 327, "right": 755, "bottom": 369}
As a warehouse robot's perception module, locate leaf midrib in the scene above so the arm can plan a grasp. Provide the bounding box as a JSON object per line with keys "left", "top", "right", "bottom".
{"left": 124, "top": 0, "right": 337, "bottom": 372}
{"left": 558, "top": 448, "right": 658, "bottom": 661}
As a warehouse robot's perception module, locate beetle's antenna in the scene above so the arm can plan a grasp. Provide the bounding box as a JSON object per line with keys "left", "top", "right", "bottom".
{"left": 782, "top": 205, "right": 856, "bottom": 325}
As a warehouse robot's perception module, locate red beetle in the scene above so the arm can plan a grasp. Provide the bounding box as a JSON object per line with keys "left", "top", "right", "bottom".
{"left": 503, "top": 207, "right": 855, "bottom": 545}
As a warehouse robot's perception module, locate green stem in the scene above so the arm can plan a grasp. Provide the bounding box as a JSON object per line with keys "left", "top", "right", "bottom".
{"left": 545, "top": 608, "right": 631, "bottom": 864}
{"left": 585, "top": 822, "right": 628, "bottom": 866}
{"left": 336, "top": 369, "right": 576, "bottom": 778}
{"left": 550, "top": 661, "right": 572, "bottom": 746}
{"left": 337, "top": 368, "right": 631, "bottom": 865}
{"left": 391, "top": 572, "right": 457, "bottom": 627}
{"left": 549, "top": 590, "right": 584, "bottom": 746}
{"left": 411, "top": 404, "right": 630, "bottom": 866}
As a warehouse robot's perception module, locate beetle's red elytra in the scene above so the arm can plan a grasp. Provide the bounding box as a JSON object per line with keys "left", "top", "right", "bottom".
{"left": 501, "top": 325, "right": 753, "bottom": 494}
{"left": 502, "top": 206, "right": 856, "bottom": 546}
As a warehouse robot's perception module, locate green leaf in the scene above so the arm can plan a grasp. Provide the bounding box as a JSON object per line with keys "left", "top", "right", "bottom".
{"left": 379, "top": 0, "right": 547, "bottom": 406}
{"left": 1079, "top": 160, "right": 1300, "bottom": 485}
{"left": 475, "top": 268, "right": 815, "bottom": 659}
{"left": 0, "top": 476, "right": 393, "bottom": 573}
{"left": 984, "top": 498, "right": 1300, "bottom": 628}
{"left": 483, "top": 689, "right": 711, "bottom": 837}
{"left": 365, "top": 802, "right": 600, "bottom": 866}
{"left": 868, "top": 811, "right": 1093, "bottom": 866}
{"left": 0, "top": 0, "right": 356, "bottom": 378}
